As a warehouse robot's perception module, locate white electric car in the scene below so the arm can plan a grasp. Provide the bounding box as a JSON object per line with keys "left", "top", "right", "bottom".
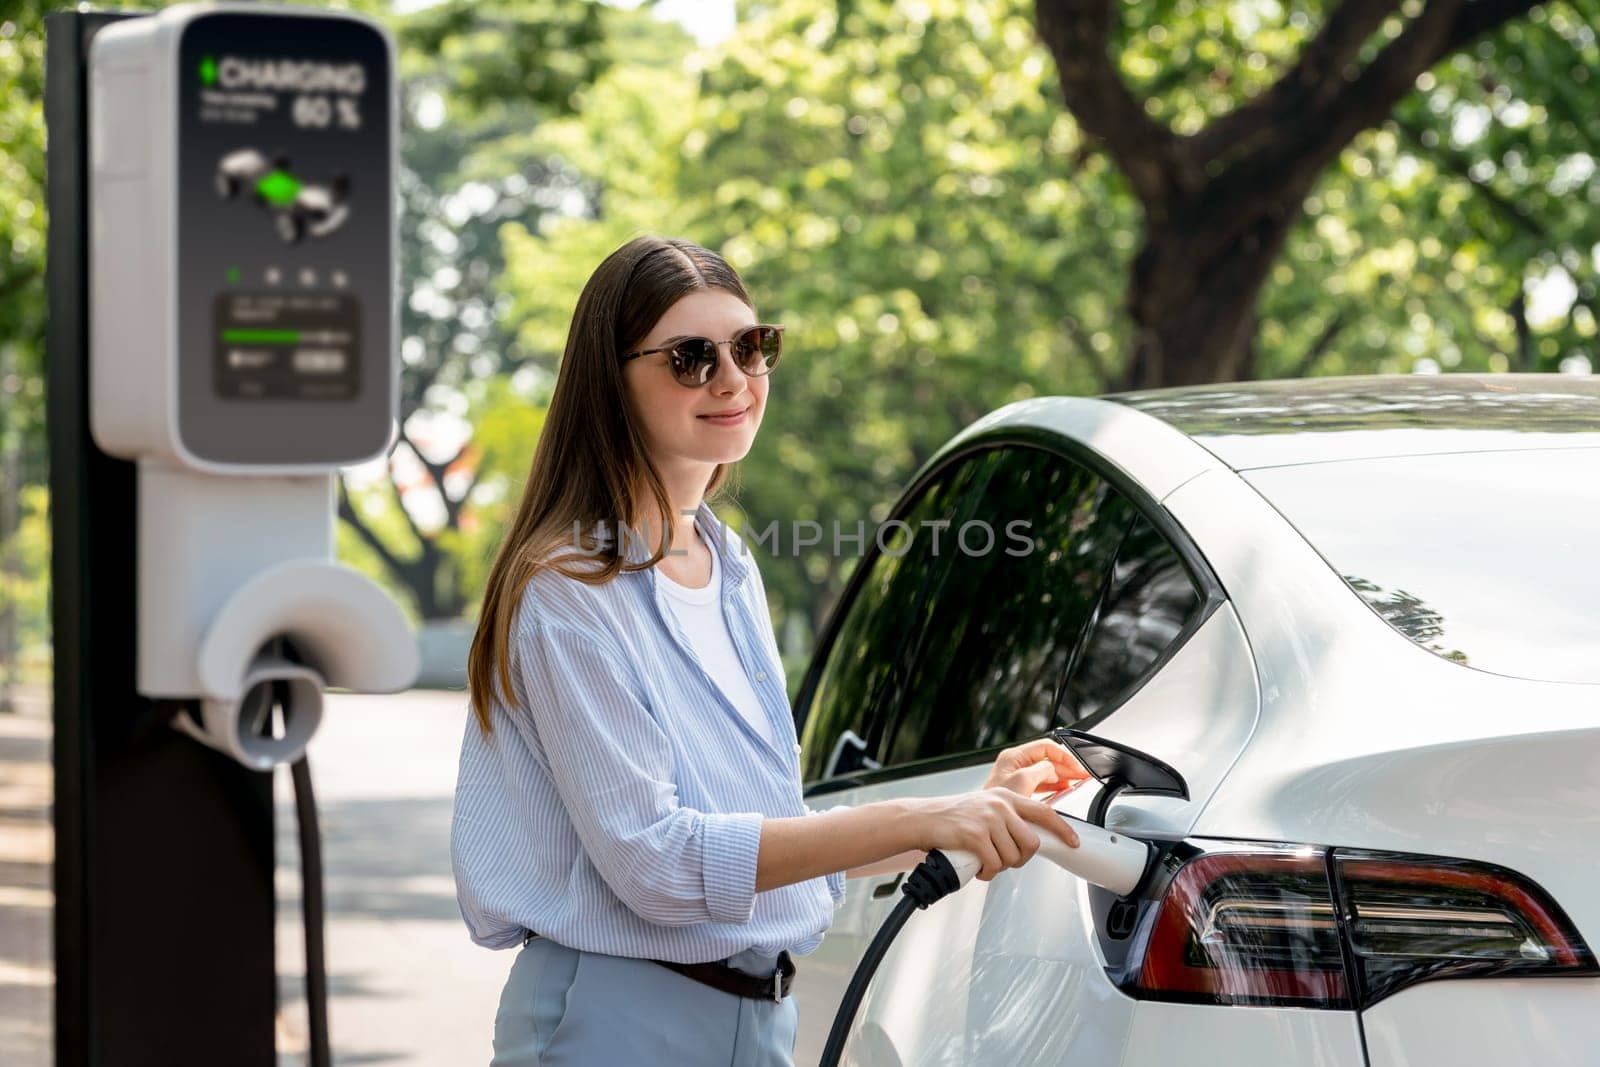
{"left": 793, "top": 373, "right": 1600, "bottom": 1066}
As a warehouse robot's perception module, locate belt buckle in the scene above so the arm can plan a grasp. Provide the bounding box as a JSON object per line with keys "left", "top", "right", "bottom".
{"left": 772, "top": 968, "right": 782, "bottom": 1002}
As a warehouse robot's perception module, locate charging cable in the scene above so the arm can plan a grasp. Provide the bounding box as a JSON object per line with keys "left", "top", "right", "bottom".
{"left": 289, "top": 752, "right": 331, "bottom": 1067}
{"left": 267, "top": 640, "right": 331, "bottom": 1067}
{"left": 818, "top": 850, "right": 964, "bottom": 1066}
{"left": 818, "top": 807, "right": 1152, "bottom": 1067}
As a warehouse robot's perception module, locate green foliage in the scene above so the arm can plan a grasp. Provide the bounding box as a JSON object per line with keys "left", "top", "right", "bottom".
{"left": 401, "top": 0, "right": 608, "bottom": 110}
{"left": 4, "top": 3, "right": 76, "bottom": 687}
{"left": 1, "top": 5, "right": 49, "bottom": 491}
{"left": 0, "top": 485, "right": 52, "bottom": 684}
{"left": 1260, "top": 3, "right": 1600, "bottom": 375}
{"left": 449, "top": 371, "right": 549, "bottom": 598}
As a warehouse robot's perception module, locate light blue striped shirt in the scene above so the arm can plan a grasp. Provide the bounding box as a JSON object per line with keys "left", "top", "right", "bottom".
{"left": 452, "top": 499, "right": 846, "bottom": 962}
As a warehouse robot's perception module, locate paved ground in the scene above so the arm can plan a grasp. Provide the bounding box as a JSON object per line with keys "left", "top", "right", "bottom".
{"left": 0, "top": 685, "right": 513, "bottom": 1066}
{"left": 0, "top": 687, "right": 51, "bottom": 1066}
{"left": 273, "top": 688, "right": 509, "bottom": 1065}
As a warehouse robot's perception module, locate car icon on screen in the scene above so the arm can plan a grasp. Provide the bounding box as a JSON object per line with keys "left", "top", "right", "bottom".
{"left": 214, "top": 148, "right": 351, "bottom": 244}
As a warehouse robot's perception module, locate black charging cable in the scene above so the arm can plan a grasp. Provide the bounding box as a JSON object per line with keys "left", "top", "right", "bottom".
{"left": 290, "top": 752, "right": 331, "bottom": 1067}
{"left": 818, "top": 849, "right": 965, "bottom": 1067}
{"left": 269, "top": 641, "right": 331, "bottom": 1067}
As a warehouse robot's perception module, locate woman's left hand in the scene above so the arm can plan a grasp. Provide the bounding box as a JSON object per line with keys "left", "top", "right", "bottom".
{"left": 982, "top": 737, "right": 1093, "bottom": 798}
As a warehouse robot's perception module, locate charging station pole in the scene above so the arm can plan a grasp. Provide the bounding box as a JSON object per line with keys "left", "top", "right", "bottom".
{"left": 46, "top": 11, "right": 278, "bottom": 1064}
{"left": 48, "top": 4, "right": 412, "bottom": 1062}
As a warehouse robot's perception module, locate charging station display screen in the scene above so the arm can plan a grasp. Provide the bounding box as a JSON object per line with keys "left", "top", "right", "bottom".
{"left": 177, "top": 13, "right": 392, "bottom": 464}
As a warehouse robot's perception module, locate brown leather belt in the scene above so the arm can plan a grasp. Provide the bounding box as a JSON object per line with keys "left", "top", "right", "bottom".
{"left": 647, "top": 950, "right": 796, "bottom": 1002}
{"left": 519, "top": 933, "right": 796, "bottom": 1002}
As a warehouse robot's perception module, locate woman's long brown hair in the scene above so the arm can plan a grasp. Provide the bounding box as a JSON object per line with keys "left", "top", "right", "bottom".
{"left": 466, "top": 234, "right": 756, "bottom": 734}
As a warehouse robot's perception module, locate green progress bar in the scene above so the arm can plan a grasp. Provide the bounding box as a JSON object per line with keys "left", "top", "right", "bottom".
{"left": 222, "top": 328, "right": 300, "bottom": 344}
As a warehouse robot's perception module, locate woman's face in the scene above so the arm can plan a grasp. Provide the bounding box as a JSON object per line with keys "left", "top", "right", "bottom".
{"left": 622, "top": 288, "right": 769, "bottom": 474}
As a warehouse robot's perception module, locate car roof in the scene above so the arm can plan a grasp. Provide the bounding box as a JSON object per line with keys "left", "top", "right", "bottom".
{"left": 1101, "top": 372, "right": 1600, "bottom": 470}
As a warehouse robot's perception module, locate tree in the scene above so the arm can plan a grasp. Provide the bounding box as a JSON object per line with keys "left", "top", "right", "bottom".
{"left": 1033, "top": 0, "right": 1600, "bottom": 386}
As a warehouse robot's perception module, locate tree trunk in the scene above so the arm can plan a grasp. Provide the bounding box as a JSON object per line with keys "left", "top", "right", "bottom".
{"left": 1035, "top": 0, "right": 1541, "bottom": 389}
{"left": 1122, "top": 195, "right": 1306, "bottom": 388}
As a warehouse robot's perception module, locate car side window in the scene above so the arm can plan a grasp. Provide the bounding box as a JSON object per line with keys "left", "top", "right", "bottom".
{"left": 1055, "top": 509, "right": 1204, "bottom": 724}
{"left": 878, "top": 446, "right": 1131, "bottom": 769}
{"left": 797, "top": 457, "right": 983, "bottom": 783}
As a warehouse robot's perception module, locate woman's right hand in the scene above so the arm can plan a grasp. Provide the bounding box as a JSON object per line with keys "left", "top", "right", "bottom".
{"left": 909, "top": 788, "right": 1081, "bottom": 882}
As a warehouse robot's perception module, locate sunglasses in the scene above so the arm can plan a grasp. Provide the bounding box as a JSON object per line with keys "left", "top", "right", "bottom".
{"left": 621, "top": 324, "right": 784, "bottom": 388}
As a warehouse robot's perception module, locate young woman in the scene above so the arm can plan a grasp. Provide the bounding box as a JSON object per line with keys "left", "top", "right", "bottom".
{"left": 452, "top": 234, "right": 1089, "bottom": 1066}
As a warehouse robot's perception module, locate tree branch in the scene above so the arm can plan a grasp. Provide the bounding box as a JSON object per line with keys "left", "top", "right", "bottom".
{"left": 1511, "top": 290, "right": 1533, "bottom": 370}
{"left": 1059, "top": 313, "right": 1117, "bottom": 391}
{"left": 397, "top": 424, "right": 466, "bottom": 529}
{"left": 1305, "top": 0, "right": 1539, "bottom": 173}
{"left": 337, "top": 476, "right": 416, "bottom": 585}
{"left": 1290, "top": 310, "right": 1348, "bottom": 378}
{"left": 1237, "top": 311, "right": 1263, "bottom": 380}
{"left": 1437, "top": 0, "right": 1544, "bottom": 57}
{"left": 1390, "top": 114, "right": 1544, "bottom": 239}
{"left": 458, "top": 466, "right": 484, "bottom": 513}
{"left": 1197, "top": 0, "right": 1539, "bottom": 218}
{"left": 384, "top": 456, "right": 431, "bottom": 549}
{"left": 1034, "top": 0, "right": 1181, "bottom": 206}
{"left": 1188, "top": 0, "right": 1402, "bottom": 166}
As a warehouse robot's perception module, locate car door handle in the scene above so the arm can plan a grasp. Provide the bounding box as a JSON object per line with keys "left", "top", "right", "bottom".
{"left": 872, "top": 872, "right": 905, "bottom": 899}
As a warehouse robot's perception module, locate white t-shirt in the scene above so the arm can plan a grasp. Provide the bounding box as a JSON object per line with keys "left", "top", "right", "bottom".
{"left": 655, "top": 540, "right": 777, "bottom": 750}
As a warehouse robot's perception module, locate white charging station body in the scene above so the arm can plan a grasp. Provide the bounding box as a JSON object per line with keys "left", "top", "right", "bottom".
{"left": 89, "top": 3, "right": 416, "bottom": 769}
{"left": 88, "top": 3, "right": 400, "bottom": 474}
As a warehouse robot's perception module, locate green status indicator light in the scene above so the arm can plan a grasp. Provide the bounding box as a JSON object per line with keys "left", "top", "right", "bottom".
{"left": 222, "top": 328, "right": 301, "bottom": 344}
{"left": 199, "top": 55, "right": 218, "bottom": 86}
{"left": 255, "top": 169, "right": 302, "bottom": 207}
{"left": 226, "top": 266, "right": 240, "bottom": 284}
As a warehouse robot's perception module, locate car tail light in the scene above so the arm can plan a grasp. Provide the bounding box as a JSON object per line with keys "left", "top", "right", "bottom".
{"left": 1110, "top": 841, "right": 1596, "bottom": 1010}
{"left": 1135, "top": 844, "right": 1352, "bottom": 1007}
{"left": 1333, "top": 850, "right": 1594, "bottom": 1005}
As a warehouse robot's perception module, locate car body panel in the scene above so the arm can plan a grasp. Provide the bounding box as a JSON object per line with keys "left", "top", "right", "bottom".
{"left": 1361, "top": 978, "right": 1600, "bottom": 1066}
{"left": 1160, "top": 464, "right": 1600, "bottom": 952}
{"left": 1119, "top": 1000, "right": 1366, "bottom": 1066}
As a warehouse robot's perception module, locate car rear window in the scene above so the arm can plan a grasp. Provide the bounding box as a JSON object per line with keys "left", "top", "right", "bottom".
{"left": 1242, "top": 448, "right": 1600, "bottom": 684}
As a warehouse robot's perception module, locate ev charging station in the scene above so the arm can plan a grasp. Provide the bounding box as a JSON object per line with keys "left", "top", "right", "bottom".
{"left": 47, "top": 4, "right": 417, "bottom": 1063}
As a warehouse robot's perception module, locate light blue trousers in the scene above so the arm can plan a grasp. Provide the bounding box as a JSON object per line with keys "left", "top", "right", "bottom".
{"left": 491, "top": 936, "right": 800, "bottom": 1066}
